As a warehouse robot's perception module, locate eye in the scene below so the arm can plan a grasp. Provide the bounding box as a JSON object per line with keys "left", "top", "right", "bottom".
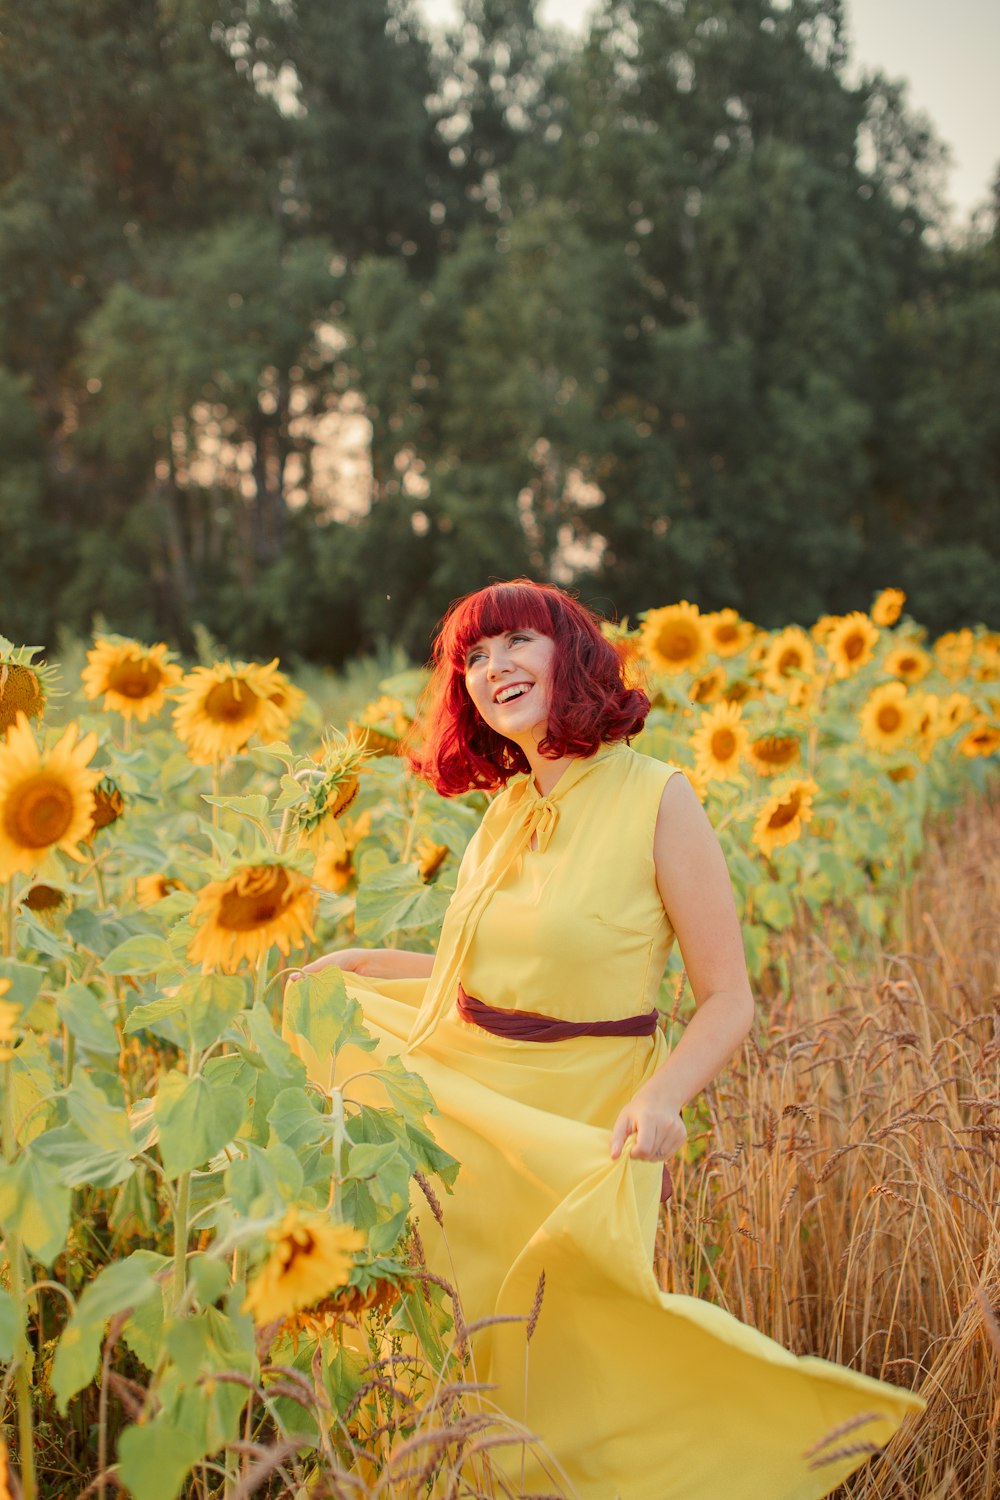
{"left": 509, "top": 632, "right": 530, "bottom": 644}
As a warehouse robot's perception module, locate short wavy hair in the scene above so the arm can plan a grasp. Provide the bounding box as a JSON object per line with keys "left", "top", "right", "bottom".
{"left": 409, "top": 578, "right": 649, "bottom": 795}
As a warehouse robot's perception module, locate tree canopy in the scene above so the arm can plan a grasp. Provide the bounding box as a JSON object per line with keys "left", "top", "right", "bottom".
{"left": 2, "top": 0, "right": 997, "bottom": 661}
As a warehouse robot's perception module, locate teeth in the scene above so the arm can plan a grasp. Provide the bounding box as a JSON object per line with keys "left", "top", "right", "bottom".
{"left": 496, "top": 684, "right": 529, "bottom": 704}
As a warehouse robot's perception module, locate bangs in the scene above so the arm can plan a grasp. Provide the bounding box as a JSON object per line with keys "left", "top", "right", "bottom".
{"left": 439, "top": 582, "right": 556, "bottom": 667}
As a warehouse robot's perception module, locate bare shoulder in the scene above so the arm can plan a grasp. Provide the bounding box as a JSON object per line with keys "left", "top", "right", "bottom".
{"left": 653, "top": 771, "right": 734, "bottom": 903}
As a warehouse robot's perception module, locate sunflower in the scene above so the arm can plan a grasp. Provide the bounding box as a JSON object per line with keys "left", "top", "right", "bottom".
{"left": 290, "top": 735, "right": 370, "bottom": 851}
{"left": 188, "top": 863, "right": 316, "bottom": 973}
{"left": 809, "top": 614, "right": 842, "bottom": 646}
{"left": 600, "top": 620, "right": 648, "bottom": 692}
{"left": 957, "top": 722, "right": 1000, "bottom": 758}
{"left": 84, "top": 776, "right": 126, "bottom": 843}
{"left": 243, "top": 1209, "right": 365, "bottom": 1325}
{"left": 761, "top": 628, "right": 816, "bottom": 705}
{"left": 871, "top": 588, "right": 905, "bottom": 627}
{"left": 348, "top": 695, "right": 412, "bottom": 757}
{"left": 939, "top": 691, "right": 976, "bottom": 735}
{"left": 826, "top": 613, "right": 879, "bottom": 679}
{"left": 745, "top": 733, "right": 801, "bottom": 777}
{"left": 82, "top": 638, "right": 183, "bottom": 722}
{"left": 22, "top": 882, "right": 68, "bottom": 916}
{"left": 690, "top": 701, "right": 747, "bottom": 782}
{"left": 136, "top": 873, "right": 187, "bottom": 907}
{"left": 280, "top": 1275, "right": 404, "bottom": 1348}
{"left": 702, "top": 609, "right": 755, "bottom": 658}
{"left": 172, "top": 660, "right": 287, "bottom": 764}
{"left": 312, "top": 840, "right": 354, "bottom": 894}
{"left": 933, "top": 629, "right": 975, "bottom": 680}
{"left": 0, "top": 639, "right": 56, "bottom": 740}
{"left": 688, "top": 666, "right": 726, "bottom": 705}
{"left": 884, "top": 645, "right": 931, "bottom": 684}
{"left": 263, "top": 667, "right": 307, "bottom": 737}
{"left": 722, "top": 678, "right": 756, "bottom": 705}
{"left": 0, "top": 977, "right": 19, "bottom": 1061}
{"left": 0, "top": 714, "right": 100, "bottom": 880}
{"left": 415, "top": 838, "right": 449, "bottom": 882}
{"left": 859, "top": 683, "right": 918, "bottom": 754}
{"left": 887, "top": 764, "right": 917, "bottom": 783}
{"left": 751, "top": 778, "right": 820, "bottom": 859}
{"left": 639, "top": 602, "right": 709, "bottom": 676}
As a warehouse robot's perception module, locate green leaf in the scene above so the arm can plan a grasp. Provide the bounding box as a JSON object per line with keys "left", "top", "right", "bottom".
{"left": 155, "top": 1072, "right": 244, "bottom": 1177}
{"left": 0, "top": 1150, "right": 71, "bottom": 1263}
{"left": 51, "top": 1255, "right": 160, "bottom": 1410}
{"left": 118, "top": 1414, "right": 204, "bottom": 1500}
{"left": 201, "top": 792, "right": 271, "bottom": 822}
{"left": 181, "top": 973, "right": 249, "bottom": 1051}
{"left": 0, "top": 1287, "right": 22, "bottom": 1362}
{"left": 57, "top": 983, "right": 119, "bottom": 1055}
{"left": 355, "top": 862, "right": 450, "bottom": 941}
{"left": 282, "top": 966, "right": 377, "bottom": 1083}
{"left": 65, "top": 908, "right": 134, "bottom": 958}
{"left": 266, "top": 1087, "right": 330, "bottom": 1153}
{"left": 375, "top": 1053, "right": 436, "bottom": 1126}
{"left": 0, "top": 959, "right": 45, "bottom": 1007}
{"left": 124, "top": 989, "right": 188, "bottom": 1040}
{"left": 103, "top": 933, "right": 174, "bottom": 975}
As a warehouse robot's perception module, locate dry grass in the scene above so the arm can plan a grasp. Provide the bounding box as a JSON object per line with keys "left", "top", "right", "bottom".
{"left": 658, "top": 787, "right": 1000, "bottom": 1499}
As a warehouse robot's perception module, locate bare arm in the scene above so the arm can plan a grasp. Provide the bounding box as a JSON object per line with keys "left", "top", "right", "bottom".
{"left": 610, "top": 773, "right": 754, "bottom": 1162}
{"left": 297, "top": 947, "right": 436, "bottom": 981}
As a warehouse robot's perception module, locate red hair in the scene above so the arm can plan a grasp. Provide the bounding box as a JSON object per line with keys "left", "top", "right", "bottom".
{"left": 409, "top": 579, "right": 650, "bottom": 795}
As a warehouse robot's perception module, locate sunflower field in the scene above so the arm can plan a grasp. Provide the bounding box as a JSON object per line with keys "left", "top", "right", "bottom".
{"left": 0, "top": 590, "right": 998, "bottom": 1499}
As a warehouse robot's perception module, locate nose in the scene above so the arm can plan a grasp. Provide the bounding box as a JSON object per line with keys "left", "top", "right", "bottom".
{"left": 486, "top": 644, "right": 514, "bottom": 678}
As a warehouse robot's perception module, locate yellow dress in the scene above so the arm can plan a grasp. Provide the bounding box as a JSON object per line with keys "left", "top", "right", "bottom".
{"left": 287, "top": 741, "right": 923, "bottom": 1499}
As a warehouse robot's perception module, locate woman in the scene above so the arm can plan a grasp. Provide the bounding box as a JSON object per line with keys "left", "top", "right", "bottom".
{"left": 288, "top": 579, "right": 921, "bottom": 1500}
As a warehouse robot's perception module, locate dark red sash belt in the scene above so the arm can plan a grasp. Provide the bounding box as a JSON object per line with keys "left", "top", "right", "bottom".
{"left": 455, "top": 984, "right": 673, "bottom": 1202}
{"left": 457, "top": 984, "right": 659, "bottom": 1041}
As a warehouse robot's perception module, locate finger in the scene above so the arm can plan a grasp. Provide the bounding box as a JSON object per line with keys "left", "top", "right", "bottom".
{"left": 609, "top": 1111, "right": 636, "bottom": 1159}
{"left": 633, "top": 1116, "right": 659, "bottom": 1160}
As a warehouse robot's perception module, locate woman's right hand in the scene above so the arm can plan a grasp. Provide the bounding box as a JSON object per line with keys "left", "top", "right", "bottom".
{"left": 289, "top": 948, "right": 367, "bottom": 982}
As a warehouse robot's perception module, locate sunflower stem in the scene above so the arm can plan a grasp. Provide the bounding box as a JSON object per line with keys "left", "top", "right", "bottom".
{"left": 173, "top": 1169, "right": 191, "bottom": 1311}
{"left": 4, "top": 1058, "right": 37, "bottom": 1500}
{"left": 330, "top": 1087, "right": 346, "bottom": 1218}
{"left": 3, "top": 876, "right": 16, "bottom": 957}
{"left": 63, "top": 1023, "right": 76, "bottom": 1088}
{"left": 211, "top": 759, "right": 221, "bottom": 828}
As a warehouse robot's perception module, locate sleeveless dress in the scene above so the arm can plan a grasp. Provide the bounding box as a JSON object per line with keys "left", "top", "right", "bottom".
{"left": 285, "top": 741, "right": 923, "bottom": 1499}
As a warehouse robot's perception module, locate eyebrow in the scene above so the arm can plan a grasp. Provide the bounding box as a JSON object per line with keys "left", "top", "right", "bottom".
{"left": 464, "top": 629, "right": 532, "bottom": 663}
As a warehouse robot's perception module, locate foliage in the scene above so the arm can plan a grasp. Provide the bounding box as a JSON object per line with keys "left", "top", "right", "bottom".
{"left": 1, "top": 1, "right": 998, "bottom": 656}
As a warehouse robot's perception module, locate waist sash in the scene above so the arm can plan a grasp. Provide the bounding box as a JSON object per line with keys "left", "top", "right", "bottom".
{"left": 455, "top": 984, "right": 673, "bottom": 1202}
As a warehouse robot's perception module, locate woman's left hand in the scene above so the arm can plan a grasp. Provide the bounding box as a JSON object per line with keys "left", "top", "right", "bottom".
{"left": 609, "top": 1078, "right": 686, "bottom": 1163}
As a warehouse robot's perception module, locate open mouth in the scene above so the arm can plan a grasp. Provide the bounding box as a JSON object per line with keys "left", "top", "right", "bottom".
{"left": 494, "top": 683, "right": 532, "bottom": 705}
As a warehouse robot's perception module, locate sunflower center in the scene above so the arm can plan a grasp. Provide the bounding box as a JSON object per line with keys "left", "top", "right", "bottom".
{"left": 22, "top": 883, "right": 66, "bottom": 912}
{"left": 756, "top": 738, "right": 796, "bottom": 765}
{"left": 712, "top": 729, "right": 737, "bottom": 759}
{"left": 843, "top": 633, "right": 866, "bottom": 661}
{"left": 5, "top": 773, "right": 76, "bottom": 848}
{"left": 204, "top": 678, "right": 259, "bottom": 725}
{"left": 278, "top": 1229, "right": 317, "bottom": 1272}
{"left": 659, "top": 627, "right": 700, "bottom": 662}
{"left": 877, "top": 706, "right": 902, "bottom": 733}
{"left": 107, "top": 656, "right": 163, "bottom": 699}
{"left": 777, "top": 649, "right": 802, "bottom": 674}
{"left": 0, "top": 665, "right": 44, "bottom": 732}
{"left": 767, "top": 793, "right": 802, "bottom": 831}
{"left": 217, "top": 868, "right": 290, "bottom": 931}
{"left": 715, "top": 625, "right": 738, "bottom": 644}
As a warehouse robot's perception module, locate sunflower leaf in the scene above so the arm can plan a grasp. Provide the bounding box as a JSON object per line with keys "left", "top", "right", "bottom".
{"left": 57, "top": 983, "right": 120, "bottom": 1055}
{"left": 103, "top": 933, "right": 174, "bottom": 975}
{"left": 51, "top": 1254, "right": 160, "bottom": 1411}
{"left": 155, "top": 1072, "right": 244, "bottom": 1177}
{"left": 0, "top": 1148, "right": 71, "bottom": 1263}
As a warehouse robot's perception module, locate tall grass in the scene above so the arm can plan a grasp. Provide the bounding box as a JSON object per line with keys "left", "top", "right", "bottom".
{"left": 659, "top": 788, "right": 1000, "bottom": 1498}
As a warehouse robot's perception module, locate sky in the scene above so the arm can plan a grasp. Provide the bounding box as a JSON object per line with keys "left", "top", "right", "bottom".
{"left": 417, "top": 0, "right": 1000, "bottom": 226}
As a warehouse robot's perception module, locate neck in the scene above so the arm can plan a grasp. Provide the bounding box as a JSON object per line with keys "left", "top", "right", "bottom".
{"left": 529, "top": 750, "right": 576, "bottom": 797}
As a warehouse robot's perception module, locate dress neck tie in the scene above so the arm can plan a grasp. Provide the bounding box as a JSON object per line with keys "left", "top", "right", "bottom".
{"left": 406, "top": 744, "right": 623, "bottom": 1052}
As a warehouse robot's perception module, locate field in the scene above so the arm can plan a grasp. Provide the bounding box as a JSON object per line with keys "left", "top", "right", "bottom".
{"left": 0, "top": 593, "right": 998, "bottom": 1498}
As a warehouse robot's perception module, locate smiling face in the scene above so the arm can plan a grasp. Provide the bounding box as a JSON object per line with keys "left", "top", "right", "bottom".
{"left": 463, "top": 628, "right": 557, "bottom": 750}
